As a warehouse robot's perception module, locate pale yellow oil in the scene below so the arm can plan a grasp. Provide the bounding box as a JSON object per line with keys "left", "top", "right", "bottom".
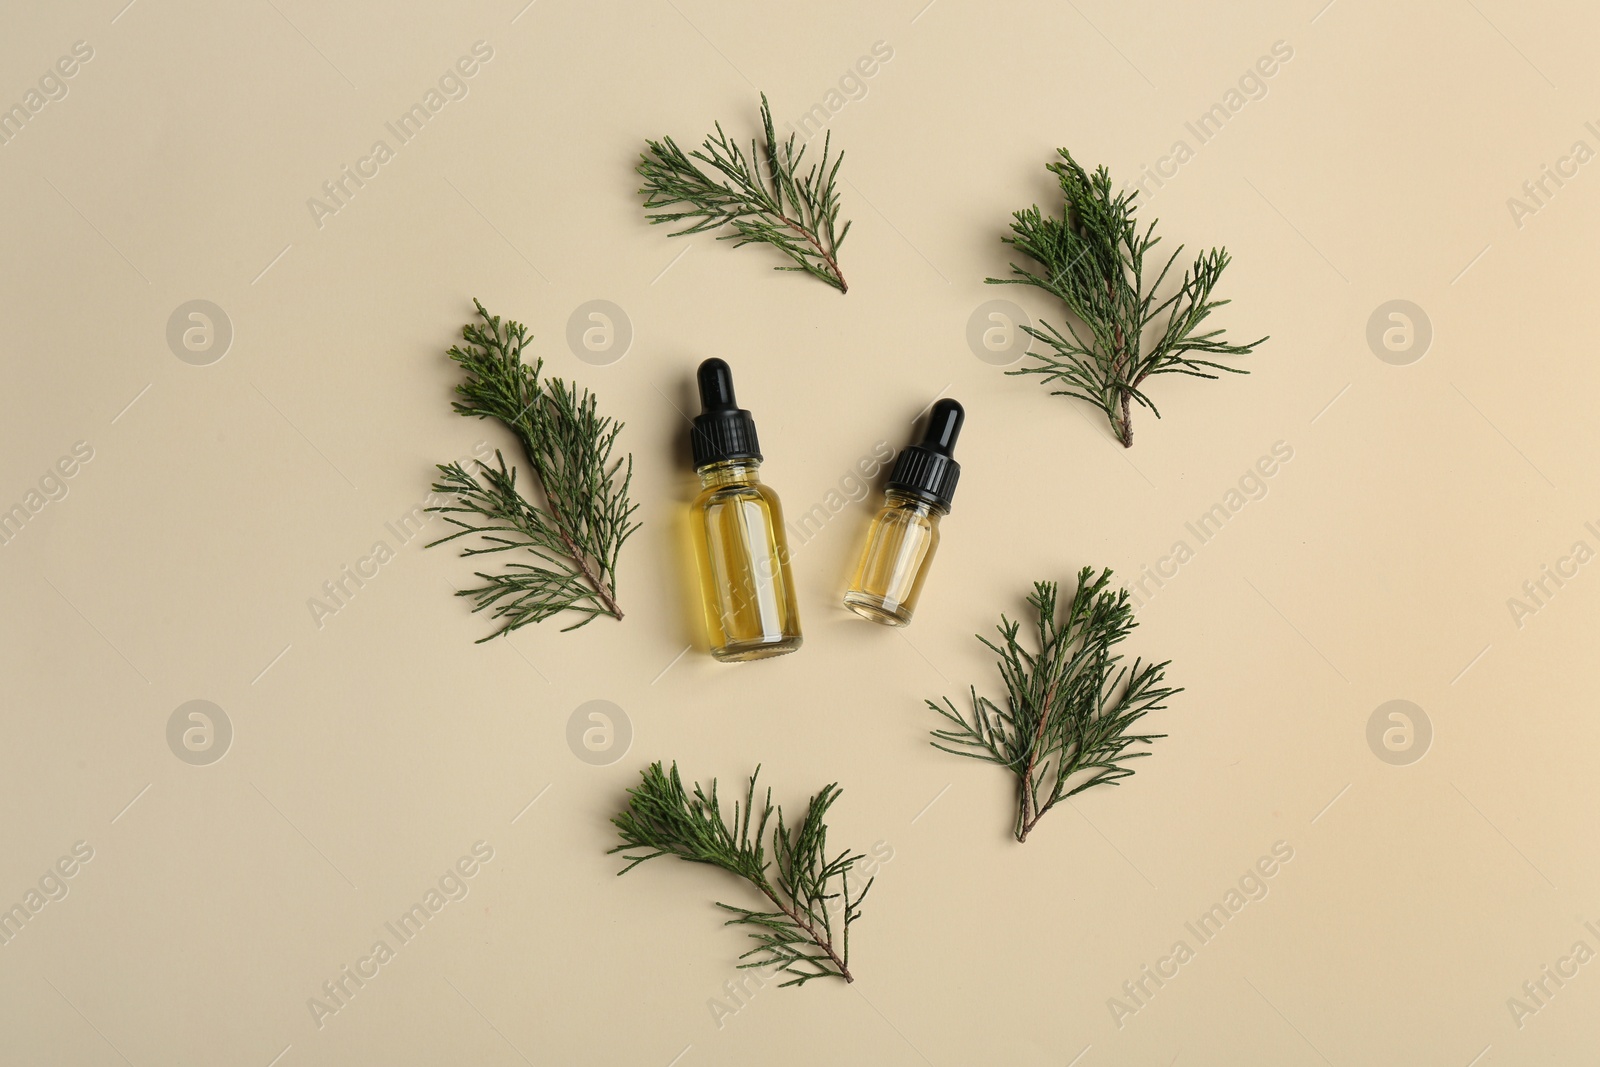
{"left": 690, "top": 460, "right": 802, "bottom": 661}
{"left": 844, "top": 490, "right": 944, "bottom": 626}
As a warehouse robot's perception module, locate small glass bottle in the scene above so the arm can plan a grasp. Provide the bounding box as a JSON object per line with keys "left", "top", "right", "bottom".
{"left": 844, "top": 399, "right": 964, "bottom": 627}
{"left": 688, "top": 358, "right": 802, "bottom": 662}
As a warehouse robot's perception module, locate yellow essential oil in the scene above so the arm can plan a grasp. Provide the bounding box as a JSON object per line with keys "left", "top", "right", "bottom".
{"left": 689, "top": 359, "right": 801, "bottom": 661}
{"left": 844, "top": 399, "right": 964, "bottom": 627}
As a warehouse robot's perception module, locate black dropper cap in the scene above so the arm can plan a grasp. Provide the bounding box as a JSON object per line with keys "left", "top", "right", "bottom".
{"left": 886, "top": 399, "right": 964, "bottom": 511}
{"left": 691, "top": 358, "right": 762, "bottom": 468}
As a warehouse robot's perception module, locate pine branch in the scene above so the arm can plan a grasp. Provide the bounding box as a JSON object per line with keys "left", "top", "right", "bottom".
{"left": 427, "top": 300, "right": 640, "bottom": 639}
{"left": 929, "top": 568, "right": 1180, "bottom": 843}
{"left": 988, "top": 149, "right": 1265, "bottom": 447}
{"left": 637, "top": 92, "right": 851, "bottom": 293}
{"left": 611, "top": 762, "right": 872, "bottom": 986}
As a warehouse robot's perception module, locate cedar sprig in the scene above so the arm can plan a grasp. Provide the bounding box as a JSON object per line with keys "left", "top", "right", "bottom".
{"left": 428, "top": 300, "right": 639, "bottom": 638}
{"left": 989, "top": 149, "right": 1265, "bottom": 447}
{"left": 929, "top": 568, "right": 1179, "bottom": 843}
{"left": 611, "top": 762, "right": 871, "bottom": 986}
{"left": 637, "top": 93, "right": 851, "bottom": 293}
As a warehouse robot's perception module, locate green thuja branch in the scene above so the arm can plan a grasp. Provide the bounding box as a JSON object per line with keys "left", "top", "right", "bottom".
{"left": 989, "top": 149, "right": 1266, "bottom": 447}
{"left": 427, "top": 300, "right": 640, "bottom": 639}
{"left": 611, "top": 763, "right": 871, "bottom": 986}
{"left": 637, "top": 93, "right": 851, "bottom": 293}
{"left": 929, "top": 568, "right": 1179, "bottom": 843}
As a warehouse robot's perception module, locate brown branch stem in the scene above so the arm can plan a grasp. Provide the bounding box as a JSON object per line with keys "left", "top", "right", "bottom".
{"left": 1015, "top": 676, "right": 1063, "bottom": 843}
{"left": 509, "top": 397, "right": 624, "bottom": 622}
{"left": 776, "top": 211, "right": 847, "bottom": 293}
{"left": 553, "top": 526, "right": 623, "bottom": 621}
{"left": 758, "top": 882, "right": 853, "bottom": 982}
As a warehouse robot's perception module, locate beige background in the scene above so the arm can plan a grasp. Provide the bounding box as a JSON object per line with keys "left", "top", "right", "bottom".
{"left": 2, "top": 0, "right": 1597, "bottom": 1063}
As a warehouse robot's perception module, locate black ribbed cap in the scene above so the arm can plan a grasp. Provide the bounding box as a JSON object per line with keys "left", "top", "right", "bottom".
{"left": 886, "top": 399, "right": 964, "bottom": 511}
{"left": 691, "top": 358, "right": 762, "bottom": 468}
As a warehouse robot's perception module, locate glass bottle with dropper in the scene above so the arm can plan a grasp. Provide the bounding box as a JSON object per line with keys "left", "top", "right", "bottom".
{"left": 844, "top": 399, "right": 964, "bottom": 627}
{"left": 689, "top": 358, "right": 803, "bottom": 662}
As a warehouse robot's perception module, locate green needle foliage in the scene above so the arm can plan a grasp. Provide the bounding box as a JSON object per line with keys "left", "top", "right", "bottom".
{"left": 428, "top": 300, "right": 640, "bottom": 639}
{"left": 929, "top": 568, "right": 1179, "bottom": 843}
{"left": 611, "top": 762, "right": 871, "bottom": 986}
{"left": 989, "top": 149, "right": 1266, "bottom": 447}
{"left": 637, "top": 92, "right": 851, "bottom": 293}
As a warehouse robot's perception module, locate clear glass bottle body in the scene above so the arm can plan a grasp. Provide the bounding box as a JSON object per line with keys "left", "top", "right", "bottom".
{"left": 844, "top": 490, "right": 945, "bottom": 626}
{"left": 690, "top": 460, "right": 802, "bottom": 661}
